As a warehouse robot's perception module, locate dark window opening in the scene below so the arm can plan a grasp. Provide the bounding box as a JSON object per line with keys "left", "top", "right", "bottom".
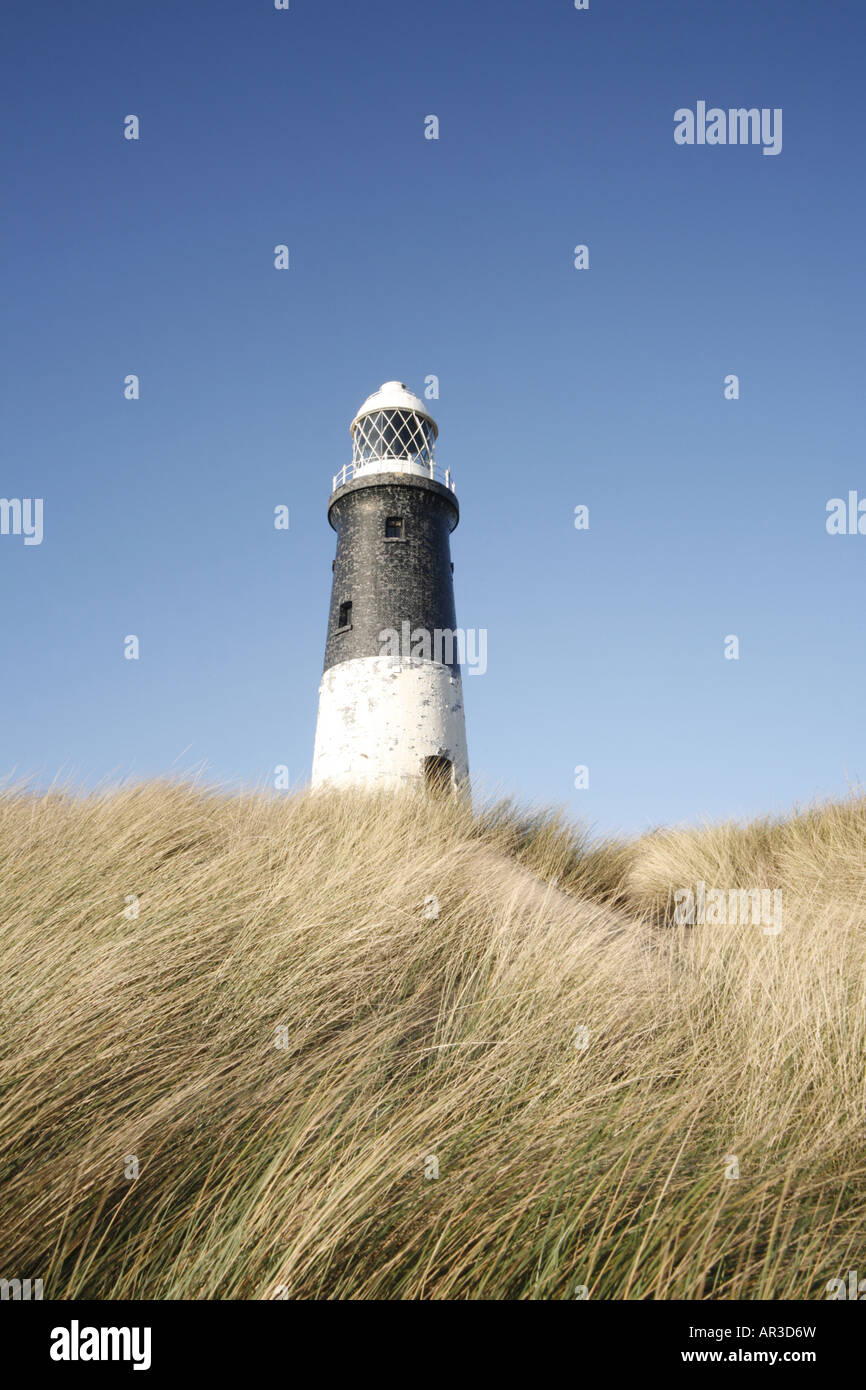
{"left": 424, "top": 755, "right": 454, "bottom": 796}
{"left": 337, "top": 600, "right": 352, "bottom": 630}
{"left": 385, "top": 516, "right": 404, "bottom": 539}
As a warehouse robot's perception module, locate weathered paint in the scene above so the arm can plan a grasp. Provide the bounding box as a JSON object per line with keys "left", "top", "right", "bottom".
{"left": 311, "top": 655, "right": 469, "bottom": 792}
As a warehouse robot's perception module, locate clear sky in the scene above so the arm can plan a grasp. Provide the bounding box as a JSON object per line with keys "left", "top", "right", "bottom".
{"left": 2, "top": 0, "right": 864, "bottom": 836}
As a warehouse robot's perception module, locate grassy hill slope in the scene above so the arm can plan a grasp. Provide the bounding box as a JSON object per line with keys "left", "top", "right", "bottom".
{"left": 0, "top": 783, "right": 863, "bottom": 1299}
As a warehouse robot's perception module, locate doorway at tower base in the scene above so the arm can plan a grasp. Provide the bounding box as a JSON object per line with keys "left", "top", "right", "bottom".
{"left": 311, "top": 655, "right": 469, "bottom": 793}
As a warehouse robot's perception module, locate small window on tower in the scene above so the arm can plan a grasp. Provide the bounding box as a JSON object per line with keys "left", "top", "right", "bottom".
{"left": 337, "top": 600, "right": 352, "bottom": 630}
{"left": 385, "top": 516, "right": 404, "bottom": 539}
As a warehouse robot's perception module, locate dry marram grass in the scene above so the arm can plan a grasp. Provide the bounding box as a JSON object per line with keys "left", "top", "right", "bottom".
{"left": 0, "top": 782, "right": 864, "bottom": 1299}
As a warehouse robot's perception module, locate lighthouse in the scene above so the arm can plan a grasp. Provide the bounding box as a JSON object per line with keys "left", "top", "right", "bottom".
{"left": 311, "top": 381, "right": 469, "bottom": 794}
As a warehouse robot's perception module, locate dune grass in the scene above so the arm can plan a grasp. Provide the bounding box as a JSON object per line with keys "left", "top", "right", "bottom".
{"left": 0, "top": 780, "right": 863, "bottom": 1299}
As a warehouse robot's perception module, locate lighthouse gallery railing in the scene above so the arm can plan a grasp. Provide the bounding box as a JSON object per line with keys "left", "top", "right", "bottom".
{"left": 331, "top": 460, "right": 455, "bottom": 494}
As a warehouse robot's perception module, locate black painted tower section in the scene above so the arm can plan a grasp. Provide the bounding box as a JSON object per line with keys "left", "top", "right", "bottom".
{"left": 323, "top": 472, "right": 460, "bottom": 674}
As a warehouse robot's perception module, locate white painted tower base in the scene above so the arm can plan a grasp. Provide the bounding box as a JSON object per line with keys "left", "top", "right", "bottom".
{"left": 311, "top": 656, "right": 469, "bottom": 793}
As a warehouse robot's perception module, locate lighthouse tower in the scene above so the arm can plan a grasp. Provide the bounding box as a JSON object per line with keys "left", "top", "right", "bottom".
{"left": 311, "top": 381, "right": 469, "bottom": 794}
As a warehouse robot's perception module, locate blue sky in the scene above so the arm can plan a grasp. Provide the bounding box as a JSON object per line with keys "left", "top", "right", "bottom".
{"left": 2, "top": 0, "right": 864, "bottom": 836}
